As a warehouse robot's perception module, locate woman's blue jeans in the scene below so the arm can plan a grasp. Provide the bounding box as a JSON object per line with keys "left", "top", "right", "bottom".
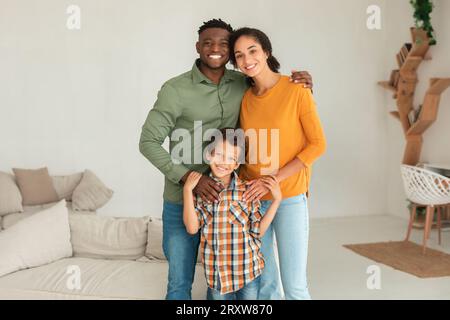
{"left": 259, "top": 193, "right": 311, "bottom": 300}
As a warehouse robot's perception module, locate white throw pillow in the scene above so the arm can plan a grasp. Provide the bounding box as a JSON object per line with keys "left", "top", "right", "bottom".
{"left": 72, "top": 170, "right": 113, "bottom": 211}
{"left": 0, "top": 199, "right": 72, "bottom": 277}
{"left": 69, "top": 214, "right": 149, "bottom": 260}
{"left": 0, "top": 171, "right": 23, "bottom": 216}
{"left": 51, "top": 172, "right": 83, "bottom": 201}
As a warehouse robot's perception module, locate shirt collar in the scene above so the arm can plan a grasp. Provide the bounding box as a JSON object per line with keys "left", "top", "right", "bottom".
{"left": 191, "top": 59, "right": 235, "bottom": 85}
{"left": 208, "top": 170, "right": 246, "bottom": 191}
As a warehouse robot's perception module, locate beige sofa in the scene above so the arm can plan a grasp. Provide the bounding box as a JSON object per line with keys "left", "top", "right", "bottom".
{"left": 0, "top": 171, "right": 207, "bottom": 300}
{"left": 0, "top": 257, "right": 206, "bottom": 300}
{"left": 0, "top": 214, "right": 207, "bottom": 300}
{"left": 0, "top": 208, "right": 207, "bottom": 299}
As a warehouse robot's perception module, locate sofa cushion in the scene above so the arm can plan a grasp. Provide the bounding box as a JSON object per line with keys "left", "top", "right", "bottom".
{"left": 0, "top": 171, "right": 23, "bottom": 216}
{"left": 145, "top": 217, "right": 165, "bottom": 260}
{"left": 69, "top": 214, "right": 149, "bottom": 260}
{"left": 0, "top": 200, "right": 72, "bottom": 277}
{"left": 0, "top": 257, "right": 207, "bottom": 299}
{"left": 145, "top": 217, "right": 201, "bottom": 263}
{"left": 145, "top": 217, "right": 167, "bottom": 260}
{"left": 1, "top": 202, "right": 94, "bottom": 230}
{"left": 72, "top": 170, "right": 113, "bottom": 211}
{"left": 52, "top": 173, "right": 83, "bottom": 201}
{"left": 12, "top": 167, "right": 59, "bottom": 206}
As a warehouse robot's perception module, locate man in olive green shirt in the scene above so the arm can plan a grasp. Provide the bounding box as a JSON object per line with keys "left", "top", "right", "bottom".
{"left": 139, "top": 19, "right": 312, "bottom": 300}
{"left": 139, "top": 58, "right": 247, "bottom": 204}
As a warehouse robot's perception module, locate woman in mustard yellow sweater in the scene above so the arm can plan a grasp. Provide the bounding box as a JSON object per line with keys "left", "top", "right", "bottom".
{"left": 229, "top": 28, "right": 326, "bottom": 300}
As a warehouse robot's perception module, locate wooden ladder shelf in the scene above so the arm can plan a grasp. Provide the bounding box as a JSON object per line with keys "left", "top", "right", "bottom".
{"left": 378, "top": 27, "right": 450, "bottom": 165}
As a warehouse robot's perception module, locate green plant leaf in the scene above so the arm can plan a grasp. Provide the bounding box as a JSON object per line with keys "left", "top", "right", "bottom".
{"left": 410, "top": 0, "right": 437, "bottom": 45}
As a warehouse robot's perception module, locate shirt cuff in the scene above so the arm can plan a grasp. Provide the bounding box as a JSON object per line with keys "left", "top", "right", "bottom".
{"left": 166, "top": 164, "right": 190, "bottom": 185}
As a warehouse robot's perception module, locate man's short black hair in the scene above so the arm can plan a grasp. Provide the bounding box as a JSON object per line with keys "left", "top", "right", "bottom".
{"left": 198, "top": 18, "right": 233, "bottom": 35}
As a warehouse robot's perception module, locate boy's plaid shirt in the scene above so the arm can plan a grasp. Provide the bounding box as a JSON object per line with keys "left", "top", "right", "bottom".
{"left": 194, "top": 171, "right": 265, "bottom": 295}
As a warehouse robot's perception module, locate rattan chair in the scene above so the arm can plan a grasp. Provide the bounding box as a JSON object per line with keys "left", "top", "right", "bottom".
{"left": 401, "top": 165, "right": 450, "bottom": 253}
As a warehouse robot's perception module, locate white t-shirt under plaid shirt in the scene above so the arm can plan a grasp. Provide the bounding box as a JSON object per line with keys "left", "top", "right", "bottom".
{"left": 194, "top": 171, "right": 265, "bottom": 295}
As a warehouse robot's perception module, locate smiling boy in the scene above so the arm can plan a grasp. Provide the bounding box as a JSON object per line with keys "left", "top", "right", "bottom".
{"left": 183, "top": 128, "right": 281, "bottom": 300}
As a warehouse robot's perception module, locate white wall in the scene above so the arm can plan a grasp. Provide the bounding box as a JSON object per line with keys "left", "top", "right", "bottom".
{"left": 383, "top": 0, "right": 450, "bottom": 219}
{"left": 0, "top": 0, "right": 390, "bottom": 217}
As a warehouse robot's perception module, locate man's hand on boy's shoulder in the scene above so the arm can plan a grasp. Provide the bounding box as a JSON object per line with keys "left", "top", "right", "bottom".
{"left": 181, "top": 171, "right": 223, "bottom": 203}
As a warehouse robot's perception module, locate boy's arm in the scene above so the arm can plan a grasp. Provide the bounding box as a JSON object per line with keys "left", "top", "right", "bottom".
{"left": 183, "top": 189, "right": 200, "bottom": 235}
{"left": 249, "top": 178, "right": 282, "bottom": 237}
{"left": 248, "top": 199, "right": 281, "bottom": 238}
{"left": 258, "top": 199, "right": 281, "bottom": 237}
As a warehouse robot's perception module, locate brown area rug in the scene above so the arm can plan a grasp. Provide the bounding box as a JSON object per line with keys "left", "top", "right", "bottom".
{"left": 344, "top": 241, "right": 450, "bottom": 278}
